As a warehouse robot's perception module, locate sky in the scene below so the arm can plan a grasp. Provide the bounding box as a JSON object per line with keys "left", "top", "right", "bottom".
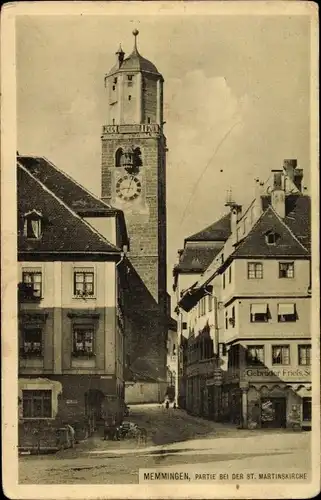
{"left": 16, "top": 13, "right": 311, "bottom": 295}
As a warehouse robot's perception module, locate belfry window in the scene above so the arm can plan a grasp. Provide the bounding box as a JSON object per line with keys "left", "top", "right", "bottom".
{"left": 23, "top": 210, "right": 43, "bottom": 239}
{"left": 115, "top": 148, "right": 123, "bottom": 167}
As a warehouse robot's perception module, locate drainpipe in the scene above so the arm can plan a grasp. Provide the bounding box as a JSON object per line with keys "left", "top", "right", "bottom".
{"left": 175, "top": 307, "right": 182, "bottom": 408}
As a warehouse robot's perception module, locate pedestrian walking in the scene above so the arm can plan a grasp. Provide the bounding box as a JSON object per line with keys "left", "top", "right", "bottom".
{"left": 165, "top": 400, "right": 169, "bottom": 409}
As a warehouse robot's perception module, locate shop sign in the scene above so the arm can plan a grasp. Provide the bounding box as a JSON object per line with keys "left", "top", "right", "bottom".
{"left": 66, "top": 399, "right": 78, "bottom": 405}
{"left": 244, "top": 367, "right": 310, "bottom": 382}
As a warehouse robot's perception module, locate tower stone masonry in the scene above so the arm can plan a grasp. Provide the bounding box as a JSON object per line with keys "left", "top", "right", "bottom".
{"left": 101, "top": 31, "right": 167, "bottom": 384}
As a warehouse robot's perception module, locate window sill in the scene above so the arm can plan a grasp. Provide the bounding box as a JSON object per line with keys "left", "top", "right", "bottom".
{"left": 72, "top": 296, "right": 96, "bottom": 300}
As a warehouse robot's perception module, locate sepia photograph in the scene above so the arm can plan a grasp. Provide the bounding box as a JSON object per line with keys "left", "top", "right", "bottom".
{"left": 1, "top": 1, "right": 319, "bottom": 498}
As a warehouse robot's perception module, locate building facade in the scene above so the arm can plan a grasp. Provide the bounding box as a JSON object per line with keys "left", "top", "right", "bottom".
{"left": 178, "top": 160, "right": 312, "bottom": 430}
{"left": 18, "top": 156, "right": 129, "bottom": 434}
{"left": 101, "top": 31, "right": 167, "bottom": 401}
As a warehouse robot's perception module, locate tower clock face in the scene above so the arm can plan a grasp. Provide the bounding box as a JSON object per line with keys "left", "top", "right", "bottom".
{"left": 115, "top": 175, "right": 142, "bottom": 201}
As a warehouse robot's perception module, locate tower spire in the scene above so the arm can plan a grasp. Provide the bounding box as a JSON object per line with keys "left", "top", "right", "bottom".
{"left": 132, "top": 29, "right": 139, "bottom": 53}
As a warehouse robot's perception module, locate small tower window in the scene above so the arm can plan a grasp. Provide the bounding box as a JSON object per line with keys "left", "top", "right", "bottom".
{"left": 147, "top": 117, "right": 151, "bottom": 124}
{"left": 23, "top": 210, "right": 43, "bottom": 239}
{"left": 127, "top": 75, "right": 133, "bottom": 81}
{"left": 128, "top": 95, "right": 132, "bottom": 101}
{"left": 115, "top": 148, "right": 123, "bottom": 167}
{"left": 113, "top": 77, "right": 118, "bottom": 84}
{"left": 112, "top": 85, "right": 116, "bottom": 91}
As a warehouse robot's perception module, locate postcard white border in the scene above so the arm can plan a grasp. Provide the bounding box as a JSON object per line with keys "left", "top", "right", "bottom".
{"left": 1, "top": 1, "right": 319, "bottom": 499}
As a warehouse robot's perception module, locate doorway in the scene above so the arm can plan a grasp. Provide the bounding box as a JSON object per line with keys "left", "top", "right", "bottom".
{"left": 261, "top": 397, "right": 286, "bottom": 428}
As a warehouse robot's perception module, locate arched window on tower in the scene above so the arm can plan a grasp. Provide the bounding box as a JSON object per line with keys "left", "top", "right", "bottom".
{"left": 133, "top": 147, "right": 143, "bottom": 168}
{"left": 115, "top": 148, "right": 123, "bottom": 167}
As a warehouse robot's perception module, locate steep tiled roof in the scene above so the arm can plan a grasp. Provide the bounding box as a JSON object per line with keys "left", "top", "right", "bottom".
{"left": 18, "top": 165, "right": 120, "bottom": 256}
{"left": 187, "top": 213, "right": 231, "bottom": 242}
{"left": 175, "top": 243, "right": 224, "bottom": 273}
{"left": 17, "top": 156, "right": 112, "bottom": 214}
{"left": 232, "top": 206, "right": 309, "bottom": 258}
{"left": 261, "top": 194, "right": 311, "bottom": 250}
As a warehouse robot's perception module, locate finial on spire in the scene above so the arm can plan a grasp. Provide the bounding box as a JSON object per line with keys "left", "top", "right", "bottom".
{"left": 132, "top": 29, "right": 139, "bottom": 52}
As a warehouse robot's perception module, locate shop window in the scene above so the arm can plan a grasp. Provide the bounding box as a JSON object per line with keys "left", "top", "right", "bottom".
{"left": 22, "top": 270, "right": 42, "bottom": 299}
{"left": 298, "top": 345, "right": 311, "bottom": 366}
{"left": 272, "top": 345, "right": 290, "bottom": 365}
{"left": 21, "top": 327, "right": 43, "bottom": 357}
{"left": 248, "top": 262, "right": 263, "bottom": 279}
{"left": 73, "top": 268, "right": 94, "bottom": 297}
{"left": 229, "top": 345, "right": 240, "bottom": 368}
{"left": 250, "top": 303, "right": 269, "bottom": 323}
{"left": 23, "top": 210, "right": 42, "bottom": 239}
{"left": 302, "top": 397, "right": 312, "bottom": 421}
{"left": 279, "top": 262, "right": 294, "bottom": 278}
{"left": 22, "top": 390, "right": 52, "bottom": 418}
{"left": 278, "top": 303, "right": 296, "bottom": 322}
{"left": 246, "top": 345, "right": 264, "bottom": 365}
{"left": 72, "top": 325, "right": 95, "bottom": 357}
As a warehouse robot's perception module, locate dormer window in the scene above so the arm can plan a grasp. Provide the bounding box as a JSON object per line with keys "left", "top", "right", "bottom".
{"left": 265, "top": 231, "right": 279, "bottom": 245}
{"left": 23, "top": 210, "right": 42, "bottom": 239}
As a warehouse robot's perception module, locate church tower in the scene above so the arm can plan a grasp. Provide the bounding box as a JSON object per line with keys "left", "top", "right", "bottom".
{"left": 101, "top": 30, "right": 167, "bottom": 387}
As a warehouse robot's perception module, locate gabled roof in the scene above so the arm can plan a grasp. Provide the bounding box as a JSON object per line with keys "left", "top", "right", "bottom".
{"left": 175, "top": 243, "right": 224, "bottom": 274}
{"left": 18, "top": 165, "right": 120, "bottom": 256}
{"left": 186, "top": 213, "right": 231, "bottom": 242}
{"left": 261, "top": 194, "right": 311, "bottom": 250}
{"left": 232, "top": 205, "right": 309, "bottom": 258}
{"left": 17, "top": 156, "right": 114, "bottom": 215}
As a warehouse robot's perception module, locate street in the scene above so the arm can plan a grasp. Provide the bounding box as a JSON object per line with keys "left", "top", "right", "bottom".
{"left": 19, "top": 405, "right": 311, "bottom": 484}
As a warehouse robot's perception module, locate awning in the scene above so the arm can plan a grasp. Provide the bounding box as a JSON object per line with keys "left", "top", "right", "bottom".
{"left": 251, "top": 303, "right": 268, "bottom": 314}
{"left": 278, "top": 303, "right": 295, "bottom": 315}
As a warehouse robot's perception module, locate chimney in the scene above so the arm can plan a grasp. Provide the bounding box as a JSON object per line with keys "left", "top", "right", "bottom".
{"left": 294, "top": 168, "right": 303, "bottom": 192}
{"left": 271, "top": 169, "right": 285, "bottom": 218}
{"left": 283, "top": 159, "right": 297, "bottom": 182}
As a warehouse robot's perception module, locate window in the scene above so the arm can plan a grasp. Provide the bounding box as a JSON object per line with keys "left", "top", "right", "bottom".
{"left": 113, "top": 77, "right": 117, "bottom": 84}
{"left": 229, "top": 345, "right": 240, "bottom": 368}
{"left": 229, "top": 306, "right": 235, "bottom": 328}
{"left": 250, "top": 303, "right": 268, "bottom": 323}
{"left": 208, "top": 294, "right": 213, "bottom": 312}
{"left": 279, "top": 262, "right": 294, "bottom": 278}
{"left": 72, "top": 325, "right": 94, "bottom": 356}
{"left": 200, "top": 296, "right": 206, "bottom": 316}
{"left": 147, "top": 117, "right": 151, "bottom": 124}
{"left": 302, "top": 397, "right": 312, "bottom": 421}
{"left": 246, "top": 345, "right": 264, "bottom": 365}
{"left": 222, "top": 273, "right": 225, "bottom": 289}
{"left": 21, "top": 327, "right": 42, "bottom": 357}
{"left": 128, "top": 95, "right": 132, "bottom": 101}
{"left": 112, "top": 85, "right": 116, "bottom": 91}
{"left": 22, "top": 390, "right": 52, "bottom": 418}
{"left": 272, "top": 345, "right": 290, "bottom": 365}
{"left": 228, "top": 266, "right": 232, "bottom": 284}
{"left": 248, "top": 262, "right": 263, "bottom": 279}
{"left": 225, "top": 311, "right": 228, "bottom": 330}
{"left": 23, "top": 210, "right": 42, "bottom": 239}
{"left": 127, "top": 75, "right": 133, "bottom": 86}
{"left": 22, "top": 271, "right": 42, "bottom": 299}
{"left": 265, "top": 231, "right": 279, "bottom": 245}
{"left": 278, "top": 303, "right": 296, "bottom": 322}
{"left": 172, "top": 344, "right": 176, "bottom": 356}
{"left": 73, "top": 269, "right": 94, "bottom": 297}
{"left": 298, "top": 345, "right": 311, "bottom": 366}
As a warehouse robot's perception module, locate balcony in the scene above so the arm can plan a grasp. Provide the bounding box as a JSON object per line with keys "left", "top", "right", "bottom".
{"left": 102, "top": 123, "right": 160, "bottom": 135}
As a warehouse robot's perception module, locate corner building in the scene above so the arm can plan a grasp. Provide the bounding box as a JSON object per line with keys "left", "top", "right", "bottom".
{"left": 101, "top": 31, "right": 167, "bottom": 400}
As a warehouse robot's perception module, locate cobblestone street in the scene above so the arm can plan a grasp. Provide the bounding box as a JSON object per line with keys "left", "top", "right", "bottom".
{"left": 19, "top": 405, "right": 311, "bottom": 484}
